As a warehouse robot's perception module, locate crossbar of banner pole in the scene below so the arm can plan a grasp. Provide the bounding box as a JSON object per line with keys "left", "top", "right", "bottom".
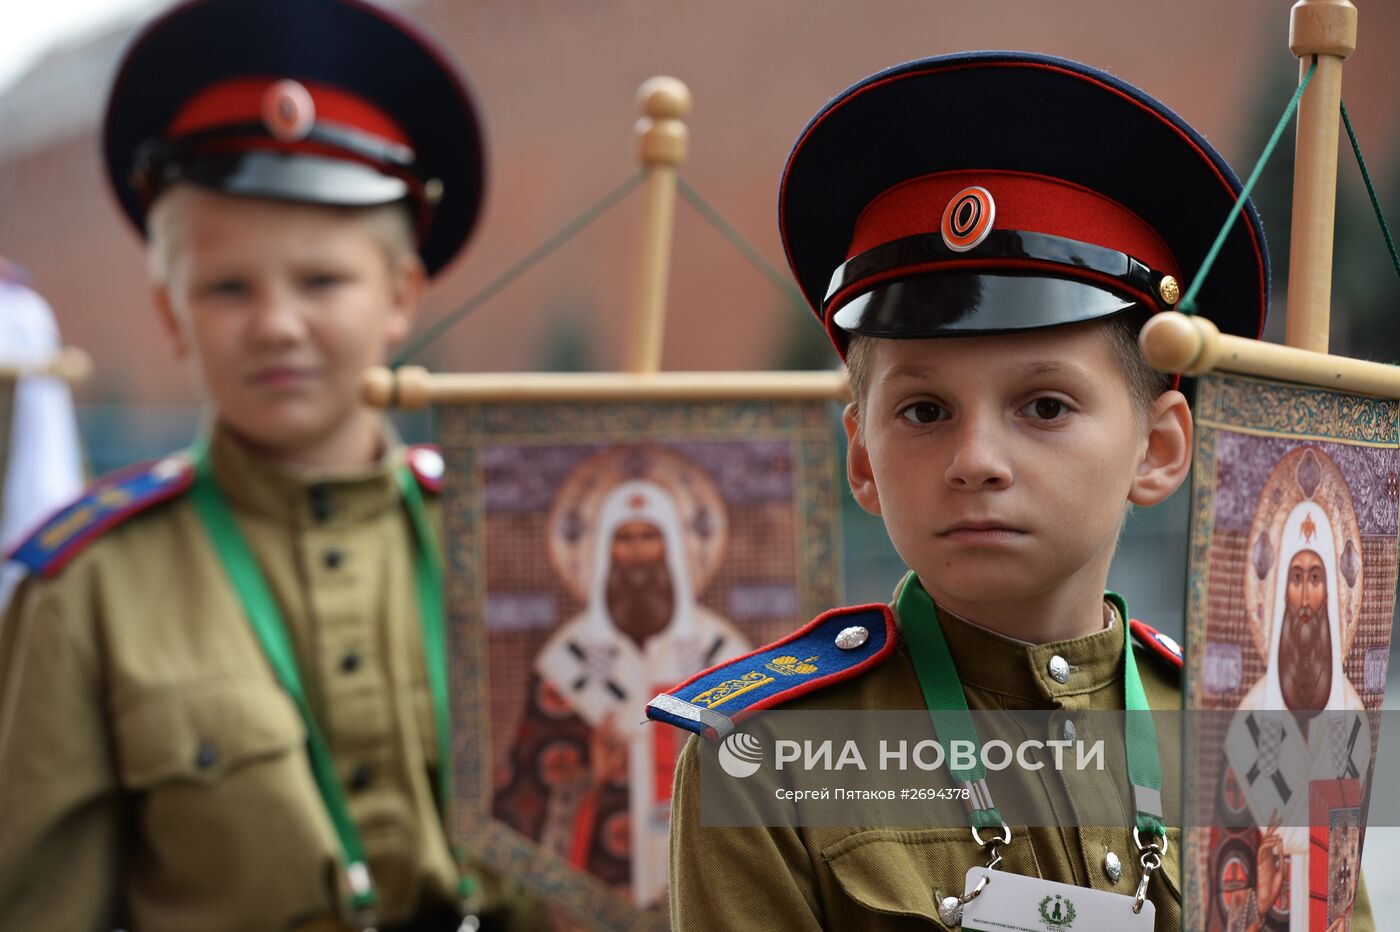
{"left": 1140, "top": 311, "right": 1400, "bottom": 399}
{"left": 363, "top": 367, "right": 849, "bottom": 409}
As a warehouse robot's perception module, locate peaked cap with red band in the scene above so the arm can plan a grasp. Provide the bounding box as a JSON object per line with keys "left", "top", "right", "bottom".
{"left": 779, "top": 52, "right": 1270, "bottom": 357}
{"left": 103, "top": 0, "right": 484, "bottom": 277}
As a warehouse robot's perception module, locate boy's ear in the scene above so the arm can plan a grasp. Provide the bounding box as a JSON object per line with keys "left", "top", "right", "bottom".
{"left": 384, "top": 256, "right": 426, "bottom": 346}
{"left": 1128, "top": 389, "right": 1192, "bottom": 507}
{"left": 152, "top": 285, "right": 189, "bottom": 359}
{"left": 842, "top": 402, "right": 883, "bottom": 516}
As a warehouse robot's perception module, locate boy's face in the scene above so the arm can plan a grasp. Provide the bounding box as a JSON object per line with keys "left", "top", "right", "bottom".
{"left": 844, "top": 319, "right": 1189, "bottom": 614}
{"left": 153, "top": 188, "right": 421, "bottom": 457}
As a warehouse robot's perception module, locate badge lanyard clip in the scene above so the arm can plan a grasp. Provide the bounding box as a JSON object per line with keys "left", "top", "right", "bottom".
{"left": 1131, "top": 825, "right": 1167, "bottom": 914}
{"left": 937, "top": 822, "right": 1007, "bottom": 927}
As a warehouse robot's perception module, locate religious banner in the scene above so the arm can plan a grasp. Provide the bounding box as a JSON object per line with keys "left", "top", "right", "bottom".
{"left": 438, "top": 393, "right": 842, "bottom": 929}
{"left": 1183, "top": 373, "right": 1399, "bottom": 931}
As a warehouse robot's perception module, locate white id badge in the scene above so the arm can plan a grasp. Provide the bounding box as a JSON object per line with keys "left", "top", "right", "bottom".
{"left": 958, "top": 867, "right": 1155, "bottom": 931}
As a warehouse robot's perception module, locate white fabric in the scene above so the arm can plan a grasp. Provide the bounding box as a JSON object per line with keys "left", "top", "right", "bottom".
{"left": 0, "top": 278, "right": 84, "bottom": 610}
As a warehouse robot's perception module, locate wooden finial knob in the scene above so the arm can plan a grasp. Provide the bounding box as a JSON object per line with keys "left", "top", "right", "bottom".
{"left": 1290, "top": 0, "right": 1357, "bottom": 59}
{"left": 1139, "top": 311, "right": 1222, "bottom": 375}
{"left": 394, "top": 366, "right": 432, "bottom": 409}
{"left": 50, "top": 346, "right": 93, "bottom": 384}
{"left": 362, "top": 365, "right": 431, "bottom": 409}
{"left": 363, "top": 366, "right": 395, "bottom": 407}
{"left": 635, "top": 76, "right": 691, "bottom": 168}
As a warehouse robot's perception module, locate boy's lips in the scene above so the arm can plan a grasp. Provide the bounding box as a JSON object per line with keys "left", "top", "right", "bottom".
{"left": 247, "top": 366, "right": 319, "bottom": 388}
{"left": 938, "top": 520, "right": 1027, "bottom": 544}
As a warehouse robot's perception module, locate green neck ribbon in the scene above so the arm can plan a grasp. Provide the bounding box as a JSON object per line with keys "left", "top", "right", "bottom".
{"left": 895, "top": 573, "right": 1164, "bottom": 839}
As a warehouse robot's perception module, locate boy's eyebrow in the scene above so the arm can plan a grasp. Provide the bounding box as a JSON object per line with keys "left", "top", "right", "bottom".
{"left": 879, "top": 363, "right": 937, "bottom": 384}
{"left": 879, "top": 359, "right": 1095, "bottom": 385}
{"left": 1017, "top": 359, "right": 1094, "bottom": 381}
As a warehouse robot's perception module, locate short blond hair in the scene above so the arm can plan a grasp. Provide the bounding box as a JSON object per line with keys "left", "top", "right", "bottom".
{"left": 145, "top": 184, "right": 418, "bottom": 285}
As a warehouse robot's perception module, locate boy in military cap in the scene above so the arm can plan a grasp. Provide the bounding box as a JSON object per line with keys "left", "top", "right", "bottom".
{"left": 0, "top": 1, "right": 539, "bottom": 929}
{"left": 647, "top": 53, "right": 1371, "bottom": 930}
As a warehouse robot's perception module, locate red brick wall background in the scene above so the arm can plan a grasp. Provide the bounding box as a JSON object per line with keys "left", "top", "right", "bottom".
{"left": 2, "top": 0, "right": 1397, "bottom": 405}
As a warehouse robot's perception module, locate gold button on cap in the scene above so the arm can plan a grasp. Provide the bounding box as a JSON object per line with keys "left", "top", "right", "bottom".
{"left": 1158, "top": 275, "right": 1180, "bottom": 305}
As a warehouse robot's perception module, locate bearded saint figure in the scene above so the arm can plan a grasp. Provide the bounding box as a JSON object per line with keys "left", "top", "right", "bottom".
{"left": 1217, "top": 502, "right": 1367, "bottom": 931}
{"left": 494, "top": 480, "right": 748, "bottom": 906}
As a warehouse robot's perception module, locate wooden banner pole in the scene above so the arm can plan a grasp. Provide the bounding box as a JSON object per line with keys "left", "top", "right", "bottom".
{"left": 624, "top": 76, "right": 691, "bottom": 375}
{"left": 1283, "top": 0, "right": 1357, "bottom": 353}
{"left": 1140, "top": 311, "right": 1400, "bottom": 399}
{"left": 364, "top": 366, "right": 848, "bottom": 408}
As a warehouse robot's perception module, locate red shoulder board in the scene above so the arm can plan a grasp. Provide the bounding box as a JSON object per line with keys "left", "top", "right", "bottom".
{"left": 406, "top": 444, "right": 444, "bottom": 494}
{"left": 645, "top": 603, "right": 897, "bottom": 740}
{"left": 9, "top": 455, "right": 194, "bottom": 579}
{"left": 1130, "top": 618, "right": 1182, "bottom": 669}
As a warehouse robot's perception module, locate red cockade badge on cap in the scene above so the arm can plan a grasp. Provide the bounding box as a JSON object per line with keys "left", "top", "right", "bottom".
{"left": 261, "top": 79, "right": 316, "bottom": 143}
{"left": 940, "top": 185, "right": 995, "bottom": 252}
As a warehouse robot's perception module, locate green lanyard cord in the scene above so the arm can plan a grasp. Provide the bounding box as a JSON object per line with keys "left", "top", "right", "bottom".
{"left": 190, "top": 443, "right": 473, "bottom": 914}
{"left": 897, "top": 575, "right": 1003, "bottom": 830}
{"left": 1117, "top": 592, "right": 1166, "bottom": 840}
{"left": 897, "top": 573, "right": 1165, "bottom": 840}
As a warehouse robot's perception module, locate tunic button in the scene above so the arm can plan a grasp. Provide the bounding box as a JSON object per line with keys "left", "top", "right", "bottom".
{"left": 349, "top": 764, "right": 373, "bottom": 792}
{"left": 835, "top": 626, "right": 869, "bottom": 650}
{"left": 195, "top": 741, "right": 219, "bottom": 770}
{"left": 341, "top": 651, "right": 361, "bottom": 673}
{"left": 1047, "top": 655, "right": 1071, "bottom": 684}
{"left": 324, "top": 549, "right": 344, "bottom": 569}
{"left": 1062, "top": 718, "right": 1077, "bottom": 742}
{"left": 1104, "top": 850, "right": 1123, "bottom": 883}
{"left": 309, "top": 483, "right": 333, "bottom": 522}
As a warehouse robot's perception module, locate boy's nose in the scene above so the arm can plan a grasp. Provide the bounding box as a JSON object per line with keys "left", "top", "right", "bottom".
{"left": 944, "top": 418, "right": 1013, "bottom": 490}
{"left": 249, "top": 291, "right": 308, "bottom": 347}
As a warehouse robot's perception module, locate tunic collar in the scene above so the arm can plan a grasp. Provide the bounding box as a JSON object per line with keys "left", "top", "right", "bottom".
{"left": 204, "top": 418, "right": 407, "bottom": 527}
{"left": 898, "top": 575, "right": 1127, "bottom": 704}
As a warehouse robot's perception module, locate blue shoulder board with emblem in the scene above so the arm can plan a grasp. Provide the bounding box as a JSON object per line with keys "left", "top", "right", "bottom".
{"left": 1130, "top": 618, "right": 1182, "bottom": 670}
{"left": 646, "top": 603, "right": 897, "bottom": 740}
{"left": 8, "top": 456, "right": 193, "bottom": 578}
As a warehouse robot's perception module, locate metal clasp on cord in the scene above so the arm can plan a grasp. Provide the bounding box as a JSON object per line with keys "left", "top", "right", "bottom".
{"left": 971, "top": 822, "right": 1010, "bottom": 873}
{"left": 1131, "top": 826, "right": 1167, "bottom": 914}
{"left": 936, "top": 824, "right": 1010, "bottom": 927}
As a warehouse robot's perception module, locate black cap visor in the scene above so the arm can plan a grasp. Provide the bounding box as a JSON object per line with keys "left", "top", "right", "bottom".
{"left": 832, "top": 272, "right": 1137, "bottom": 338}
{"left": 165, "top": 151, "right": 412, "bottom": 209}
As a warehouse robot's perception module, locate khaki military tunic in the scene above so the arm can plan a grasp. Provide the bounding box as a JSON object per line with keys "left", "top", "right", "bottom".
{"left": 668, "top": 593, "right": 1375, "bottom": 930}
{"left": 0, "top": 424, "right": 533, "bottom": 931}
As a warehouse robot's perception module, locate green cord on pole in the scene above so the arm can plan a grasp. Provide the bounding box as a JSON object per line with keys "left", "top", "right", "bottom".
{"left": 391, "top": 170, "right": 645, "bottom": 367}
{"left": 1179, "top": 60, "right": 1318, "bottom": 315}
{"left": 675, "top": 176, "right": 810, "bottom": 315}
{"left": 1341, "top": 100, "right": 1400, "bottom": 285}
